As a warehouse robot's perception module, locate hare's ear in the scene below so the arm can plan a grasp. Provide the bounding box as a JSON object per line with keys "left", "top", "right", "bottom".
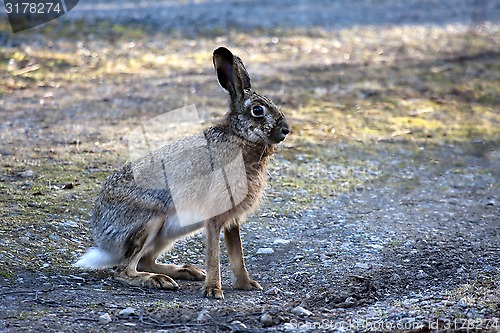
{"left": 213, "top": 47, "right": 250, "bottom": 101}
{"left": 234, "top": 55, "right": 251, "bottom": 91}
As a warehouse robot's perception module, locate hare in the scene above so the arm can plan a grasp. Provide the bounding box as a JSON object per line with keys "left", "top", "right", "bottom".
{"left": 75, "top": 47, "right": 289, "bottom": 299}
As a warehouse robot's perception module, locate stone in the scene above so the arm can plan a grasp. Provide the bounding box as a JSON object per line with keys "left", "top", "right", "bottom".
{"left": 118, "top": 307, "right": 136, "bottom": 317}
{"left": 256, "top": 247, "right": 274, "bottom": 255}
{"left": 260, "top": 313, "right": 273, "bottom": 327}
{"left": 265, "top": 286, "right": 280, "bottom": 295}
{"left": 61, "top": 220, "right": 79, "bottom": 228}
{"left": 292, "top": 306, "right": 313, "bottom": 317}
{"left": 231, "top": 320, "right": 247, "bottom": 329}
{"left": 197, "top": 309, "right": 211, "bottom": 323}
{"left": 18, "top": 170, "right": 36, "bottom": 178}
{"left": 98, "top": 313, "right": 111, "bottom": 325}
{"left": 344, "top": 296, "right": 357, "bottom": 307}
{"left": 355, "top": 263, "right": 370, "bottom": 269}
{"left": 273, "top": 239, "right": 291, "bottom": 246}
{"left": 283, "top": 322, "right": 296, "bottom": 330}
{"left": 416, "top": 271, "right": 428, "bottom": 279}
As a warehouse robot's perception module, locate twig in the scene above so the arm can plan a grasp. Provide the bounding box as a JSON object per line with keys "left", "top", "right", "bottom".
{"left": 138, "top": 315, "right": 205, "bottom": 328}
{"left": 137, "top": 315, "right": 259, "bottom": 332}
{"left": 74, "top": 317, "right": 99, "bottom": 322}
{"left": 0, "top": 288, "right": 55, "bottom": 296}
{"left": 390, "top": 130, "right": 412, "bottom": 137}
{"left": 409, "top": 108, "right": 434, "bottom": 116}
{"left": 378, "top": 130, "right": 412, "bottom": 141}
{"left": 12, "top": 64, "right": 41, "bottom": 76}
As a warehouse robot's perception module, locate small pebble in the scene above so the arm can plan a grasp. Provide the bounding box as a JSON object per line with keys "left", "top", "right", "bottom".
{"left": 231, "top": 320, "right": 247, "bottom": 329}
{"left": 416, "top": 271, "right": 428, "bottom": 279}
{"left": 197, "top": 309, "right": 211, "bottom": 323}
{"left": 283, "top": 322, "right": 296, "bottom": 330}
{"left": 390, "top": 273, "right": 400, "bottom": 281}
{"left": 273, "top": 239, "right": 291, "bottom": 245}
{"left": 18, "top": 170, "right": 36, "bottom": 178}
{"left": 292, "top": 306, "right": 313, "bottom": 317}
{"left": 256, "top": 247, "right": 274, "bottom": 255}
{"left": 457, "top": 298, "right": 468, "bottom": 308}
{"left": 118, "top": 307, "right": 136, "bottom": 317}
{"left": 49, "top": 234, "right": 60, "bottom": 241}
{"left": 265, "top": 286, "right": 280, "bottom": 295}
{"left": 98, "top": 313, "right": 111, "bottom": 325}
{"left": 260, "top": 313, "right": 273, "bottom": 327}
{"left": 344, "top": 296, "right": 357, "bottom": 307}
{"left": 402, "top": 317, "right": 416, "bottom": 324}
{"left": 61, "top": 220, "right": 79, "bottom": 228}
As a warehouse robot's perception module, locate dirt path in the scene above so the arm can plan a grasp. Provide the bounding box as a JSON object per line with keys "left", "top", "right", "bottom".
{"left": 1, "top": 141, "right": 498, "bottom": 332}
{"left": 1, "top": 1, "right": 499, "bottom": 332}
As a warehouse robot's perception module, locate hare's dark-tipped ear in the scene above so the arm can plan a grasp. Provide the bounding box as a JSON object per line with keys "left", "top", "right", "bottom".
{"left": 234, "top": 55, "right": 251, "bottom": 91}
{"left": 213, "top": 47, "right": 251, "bottom": 100}
{"left": 213, "top": 47, "right": 236, "bottom": 96}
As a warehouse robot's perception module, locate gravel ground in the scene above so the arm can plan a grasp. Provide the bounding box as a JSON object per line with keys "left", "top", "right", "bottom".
{"left": 1, "top": 1, "right": 499, "bottom": 332}
{"left": 1, "top": 142, "right": 499, "bottom": 332}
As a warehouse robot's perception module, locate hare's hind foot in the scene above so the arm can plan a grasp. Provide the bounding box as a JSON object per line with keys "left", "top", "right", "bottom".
{"left": 138, "top": 262, "right": 206, "bottom": 281}
{"left": 170, "top": 263, "right": 206, "bottom": 281}
{"left": 116, "top": 268, "right": 179, "bottom": 290}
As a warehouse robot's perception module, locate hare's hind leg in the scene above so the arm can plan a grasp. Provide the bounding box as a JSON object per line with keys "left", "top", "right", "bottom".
{"left": 139, "top": 260, "right": 206, "bottom": 281}
{"left": 115, "top": 216, "right": 179, "bottom": 290}
{"left": 137, "top": 240, "right": 206, "bottom": 281}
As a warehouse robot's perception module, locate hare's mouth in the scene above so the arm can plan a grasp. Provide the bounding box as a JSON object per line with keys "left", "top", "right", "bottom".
{"left": 268, "top": 123, "right": 290, "bottom": 144}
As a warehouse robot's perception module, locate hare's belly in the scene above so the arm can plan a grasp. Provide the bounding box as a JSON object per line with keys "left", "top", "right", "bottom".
{"left": 168, "top": 168, "right": 257, "bottom": 217}
{"left": 161, "top": 177, "right": 264, "bottom": 239}
{"left": 160, "top": 213, "right": 205, "bottom": 241}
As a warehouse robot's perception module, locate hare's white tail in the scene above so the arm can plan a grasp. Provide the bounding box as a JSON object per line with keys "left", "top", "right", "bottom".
{"left": 74, "top": 247, "right": 119, "bottom": 269}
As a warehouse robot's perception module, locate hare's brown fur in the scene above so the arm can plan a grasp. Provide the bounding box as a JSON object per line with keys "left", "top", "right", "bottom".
{"left": 75, "top": 47, "right": 289, "bottom": 299}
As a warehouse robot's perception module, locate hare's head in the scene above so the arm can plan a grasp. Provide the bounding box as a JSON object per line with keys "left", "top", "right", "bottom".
{"left": 213, "top": 47, "right": 289, "bottom": 145}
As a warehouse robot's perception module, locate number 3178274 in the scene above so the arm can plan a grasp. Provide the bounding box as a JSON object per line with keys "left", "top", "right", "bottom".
{"left": 5, "top": 2, "right": 63, "bottom": 14}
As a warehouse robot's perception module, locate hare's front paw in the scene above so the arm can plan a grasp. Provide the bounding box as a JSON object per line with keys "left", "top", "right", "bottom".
{"left": 234, "top": 278, "right": 263, "bottom": 291}
{"left": 203, "top": 285, "right": 224, "bottom": 299}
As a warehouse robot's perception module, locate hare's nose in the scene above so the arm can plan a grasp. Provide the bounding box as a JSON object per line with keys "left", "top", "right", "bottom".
{"left": 281, "top": 126, "right": 290, "bottom": 136}
{"left": 270, "top": 119, "right": 290, "bottom": 143}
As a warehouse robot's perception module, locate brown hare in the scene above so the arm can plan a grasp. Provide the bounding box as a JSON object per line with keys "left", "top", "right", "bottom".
{"left": 75, "top": 47, "right": 289, "bottom": 299}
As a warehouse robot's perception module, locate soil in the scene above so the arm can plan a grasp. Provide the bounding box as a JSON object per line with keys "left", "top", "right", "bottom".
{"left": 0, "top": 1, "right": 499, "bottom": 332}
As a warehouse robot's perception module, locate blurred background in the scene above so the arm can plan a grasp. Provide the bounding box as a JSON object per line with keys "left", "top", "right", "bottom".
{"left": 1, "top": 0, "right": 498, "bottom": 147}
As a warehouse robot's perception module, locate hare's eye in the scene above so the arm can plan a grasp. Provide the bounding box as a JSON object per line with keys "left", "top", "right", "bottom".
{"left": 251, "top": 105, "right": 265, "bottom": 118}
